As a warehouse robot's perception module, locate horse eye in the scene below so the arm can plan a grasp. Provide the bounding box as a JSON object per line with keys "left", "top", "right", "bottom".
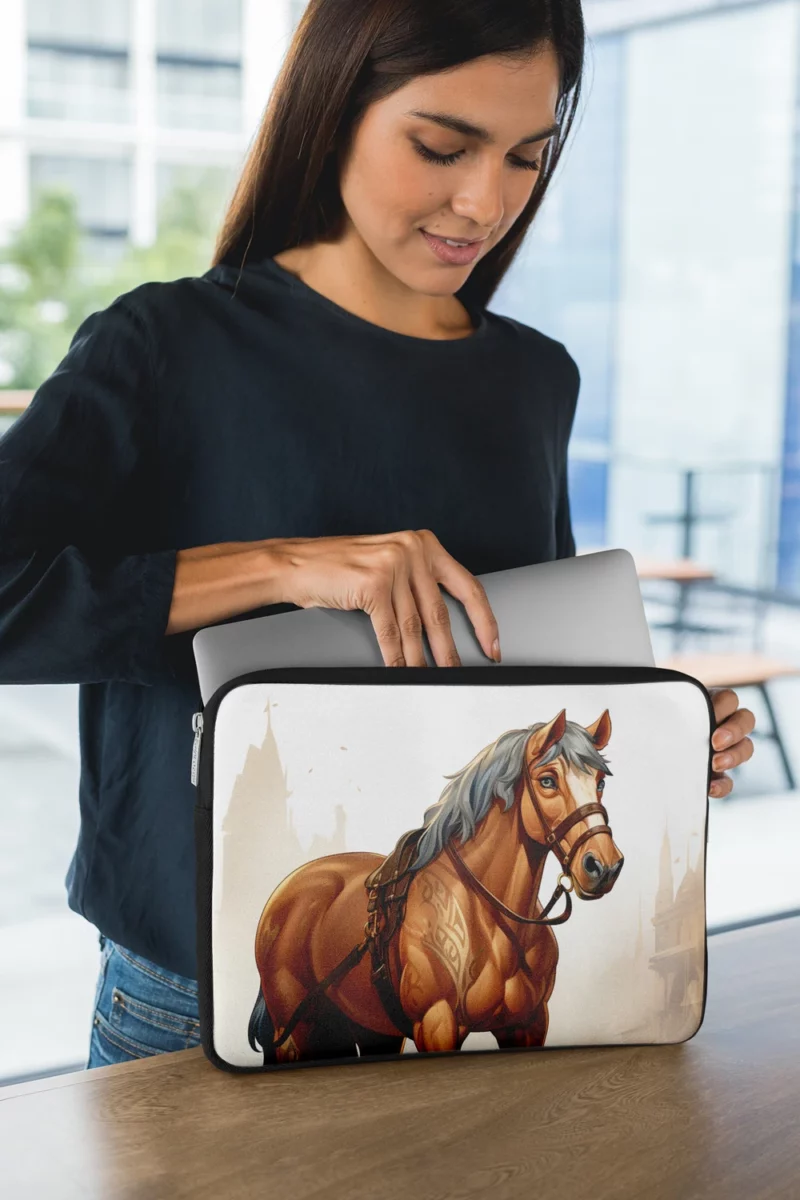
{"left": 539, "top": 775, "right": 557, "bottom": 789}
{"left": 597, "top": 779, "right": 605, "bottom": 790}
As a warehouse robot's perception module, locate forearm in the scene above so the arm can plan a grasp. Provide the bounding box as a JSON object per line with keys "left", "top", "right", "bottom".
{"left": 165, "top": 539, "right": 292, "bottom": 635}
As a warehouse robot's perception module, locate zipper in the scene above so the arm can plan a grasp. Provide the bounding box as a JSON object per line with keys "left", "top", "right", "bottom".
{"left": 191, "top": 663, "right": 716, "bottom": 807}
{"left": 191, "top": 711, "right": 204, "bottom": 786}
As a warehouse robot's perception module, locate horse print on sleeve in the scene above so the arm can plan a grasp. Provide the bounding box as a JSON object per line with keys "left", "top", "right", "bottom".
{"left": 247, "top": 707, "right": 624, "bottom": 1064}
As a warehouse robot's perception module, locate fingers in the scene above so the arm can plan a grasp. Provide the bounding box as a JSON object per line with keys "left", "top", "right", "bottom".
{"left": 710, "top": 687, "right": 740, "bottom": 725}
{"left": 710, "top": 716, "right": 756, "bottom": 798}
{"left": 367, "top": 593, "right": 411, "bottom": 667}
{"left": 711, "top": 687, "right": 739, "bottom": 717}
{"left": 711, "top": 706, "right": 757, "bottom": 751}
{"left": 364, "top": 537, "right": 460, "bottom": 667}
{"left": 405, "top": 568, "right": 461, "bottom": 667}
{"left": 360, "top": 530, "right": 499, "bottom": 667}
{"left": 709, "top": 773, "right": 733, "bottom": 799}
{"left": 712, "top": 734, "right": 755, "bottom": 774}
{"left": 422, "top": 533, "right": 499, "bottom": 663}
{"left": 393, "top": 573, "right": 439, "bottom": 666}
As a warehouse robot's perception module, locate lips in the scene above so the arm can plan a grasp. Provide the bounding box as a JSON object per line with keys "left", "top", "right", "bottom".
{"left": 420, "top": 229, "right": 486, "bottom": 265}
{"left": 423, "top": 231, "right": 485, "bottom": 244}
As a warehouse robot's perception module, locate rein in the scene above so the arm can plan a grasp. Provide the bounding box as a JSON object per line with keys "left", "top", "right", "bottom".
{"left": 261, "top": 736, "right": 614, "bottom": 1054}
{"left": 446, "top": 747, "right": 614, "bottom": 927}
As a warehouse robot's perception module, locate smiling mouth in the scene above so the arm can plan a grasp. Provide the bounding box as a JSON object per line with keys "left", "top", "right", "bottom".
{"left": 422, "top": 230, "right": 488, "bottom": 245}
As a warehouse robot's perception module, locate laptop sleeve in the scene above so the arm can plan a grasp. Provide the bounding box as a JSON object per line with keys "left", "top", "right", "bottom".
{"left": 191, "top": 664, "right": 714, "bottom": 1072}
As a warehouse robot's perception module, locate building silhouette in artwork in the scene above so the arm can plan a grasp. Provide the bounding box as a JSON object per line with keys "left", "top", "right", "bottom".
{"left": 610, "top": 894, "right": 661, "bottom": 1040}
{"left": 649, "top": 824, "right": 705, "bottom": 1040}
{"left": 218, "top": 699, "right": 347, "bottom": 935}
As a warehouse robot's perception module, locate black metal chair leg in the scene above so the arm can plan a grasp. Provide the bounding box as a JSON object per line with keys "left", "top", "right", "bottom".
{"left": 759, "top": 683, "right": 796, "bottom": 792}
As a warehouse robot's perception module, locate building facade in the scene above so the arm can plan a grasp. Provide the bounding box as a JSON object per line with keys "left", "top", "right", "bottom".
{"left": 0, "top": 0, "right": 296, "bottom": 253}
{"left": 494, "top": 0, "right": 800, "bottom": 590}
{"left": 1, "top": 0, "right": 798, "bottom": 590}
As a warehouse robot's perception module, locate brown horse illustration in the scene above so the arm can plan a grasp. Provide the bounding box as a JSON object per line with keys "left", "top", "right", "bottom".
{"left": 248, "top": 707, "right": 624, "bottom": 1063}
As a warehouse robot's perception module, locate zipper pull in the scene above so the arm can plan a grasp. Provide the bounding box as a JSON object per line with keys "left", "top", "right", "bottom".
{"left": 191, "top": 711, "right": 204, "bottom": 787}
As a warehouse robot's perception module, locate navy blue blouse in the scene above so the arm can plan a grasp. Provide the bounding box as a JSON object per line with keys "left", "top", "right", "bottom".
{"left": 0, "top": 255, "right": 579, "bottom": 977}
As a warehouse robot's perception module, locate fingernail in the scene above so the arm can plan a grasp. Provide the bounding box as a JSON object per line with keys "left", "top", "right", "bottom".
{"left": 714, "top": 730, "right": 733, "bottom": 749}
{"left": 715, "top": 753, "right": 733, "bottom": 770}
{"left": 492, "top": 638, "right": 501, "bottom": 662}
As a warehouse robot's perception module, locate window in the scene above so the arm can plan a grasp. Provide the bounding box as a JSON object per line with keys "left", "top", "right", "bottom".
{"left": 30, "top": 155, "right": 132, "bottom": 241}
{"left": 27, "top": 0, "right": 130, "bottom": 48}
{"left": 27, "top": 49, "right": 130, "bottom": 124}
{"left": 156, "top": 0, "right": 242, "bottom": 131}
{"left": 492, "top": 0, "right": 800, "bottom": 932}
{"left": 156, "top": 0, "right": 241, "bottom": 60}
{"left": 26, "top": 0, "right": 131, "bottom": 124}
{"left": 156, "top": 61, "right": 241, "bottom": 132}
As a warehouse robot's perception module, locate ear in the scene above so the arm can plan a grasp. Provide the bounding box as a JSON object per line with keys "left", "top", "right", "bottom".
{"left": 584, "top": 709, "right": 612, "bottom": 749}
{"left": 528, "top": 709, "right": 567, "bottom": 762}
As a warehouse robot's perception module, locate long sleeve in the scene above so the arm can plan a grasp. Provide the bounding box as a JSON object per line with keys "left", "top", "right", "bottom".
{"left": 0, "top": 297, "right": 179, "bottom": 686}
{"left": 555, "top": 343, "right": 580, "bottom": 560}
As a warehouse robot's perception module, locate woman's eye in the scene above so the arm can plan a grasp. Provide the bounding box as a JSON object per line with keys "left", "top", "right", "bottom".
{"left": 413, "top": 141, "right": 541, "bottom": 172}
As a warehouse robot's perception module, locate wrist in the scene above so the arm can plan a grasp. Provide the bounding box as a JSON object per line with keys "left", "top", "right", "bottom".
{"left": 257, "top": 537, "right": 299, "bottom": 607}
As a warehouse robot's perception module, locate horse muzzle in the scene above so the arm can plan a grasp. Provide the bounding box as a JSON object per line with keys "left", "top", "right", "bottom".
{"left": 574, "top": 852, "right": 624, "bottom": 899}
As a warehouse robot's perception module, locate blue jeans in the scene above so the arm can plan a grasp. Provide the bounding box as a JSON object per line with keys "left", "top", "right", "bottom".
{"left": 86, "top": 934, "right": 201, "bottom": 1068}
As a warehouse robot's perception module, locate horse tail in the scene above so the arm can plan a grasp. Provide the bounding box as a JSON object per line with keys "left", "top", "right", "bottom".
{"left": 248, "top": 986, "right": 277, "bottom": 1065}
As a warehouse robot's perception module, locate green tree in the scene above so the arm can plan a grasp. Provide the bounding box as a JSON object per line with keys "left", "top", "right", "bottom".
{"left": 0, "top": 174, "right": 227, "bottom": 391}
{"left": 0, "top": 189, "right": 88, "bottom": 389}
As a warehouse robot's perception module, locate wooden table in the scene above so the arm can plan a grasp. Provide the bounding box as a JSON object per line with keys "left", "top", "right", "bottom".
{"left": 578, "top": 549, "right": 716, "bottom": 582}
{"left": 659, "top": 652, "right": 800, "bottom": 790}
{"left": 3, "top": 916, "right": 799, "bottom": 1199}
{"left": 579, "top": 549, "right": 719, "bottom": 649}
{"left": 0, "top": 391, "right": 33, "bottom": 415}
{"left": 629, "top": 556, "right": 717, "bottom": 584}
{"left": 625, "top": 556, "right": 719, "bottom": 650}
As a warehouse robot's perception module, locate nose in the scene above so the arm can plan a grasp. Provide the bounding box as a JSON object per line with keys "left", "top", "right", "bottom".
{"left": 452, "top": 162, "right": 505, "bottom": 229}
{"left": 582, "top": 853, "right": 624, "bottom": 885}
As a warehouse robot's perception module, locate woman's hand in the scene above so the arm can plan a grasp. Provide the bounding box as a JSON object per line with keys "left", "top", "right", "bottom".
{"left": 709, "top": 687, "right": 756, "bottom": 798}
{"left": 271, "top": 528, "right": 501, "bottom": 667}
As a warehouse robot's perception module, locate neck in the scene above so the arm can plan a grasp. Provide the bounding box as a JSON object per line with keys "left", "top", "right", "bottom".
{"left": 272, "top": 234, "right": 475, "bottom": 340}
{"left": 455, "top": 794, "right": 548, "bottom": 919}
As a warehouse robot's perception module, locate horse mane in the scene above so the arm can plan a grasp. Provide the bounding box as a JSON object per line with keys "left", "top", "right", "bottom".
{"left": 412, "top": 720, "right": 613, "bottom": 871}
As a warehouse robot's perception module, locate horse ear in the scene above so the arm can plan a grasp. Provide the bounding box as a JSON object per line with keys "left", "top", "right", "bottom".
{"left": 529, "top": 709, "right": 567, "bottom": 760}
{"left": 585, "top": 709, "right": 612, "bottom": 749}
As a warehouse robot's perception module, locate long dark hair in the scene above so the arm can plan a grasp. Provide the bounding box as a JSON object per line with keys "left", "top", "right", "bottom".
{"left": 213, "top": 0, "right": 585, "bottom": 311}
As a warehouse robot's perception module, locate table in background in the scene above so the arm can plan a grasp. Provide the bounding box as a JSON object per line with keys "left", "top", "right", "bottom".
{"left": 612, "top": 550, "right": 719, "bottom": 651}
{"left": 660, "top": 651, "right": 799, "bottom": 790}
{"left": 2, "top": 916, "right": 799, "bottom": 1199}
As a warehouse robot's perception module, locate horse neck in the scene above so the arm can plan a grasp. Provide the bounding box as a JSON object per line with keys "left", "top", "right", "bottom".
{"left": 456, "top": 788, "right": 548, "bottom": 916}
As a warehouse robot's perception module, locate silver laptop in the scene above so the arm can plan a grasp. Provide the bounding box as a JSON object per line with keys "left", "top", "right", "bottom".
{"left": 192, "top": 548, "right": 654, "bottom": 704}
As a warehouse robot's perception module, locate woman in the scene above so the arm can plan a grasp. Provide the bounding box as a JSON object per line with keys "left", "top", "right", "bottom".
{"left": 0, "top": 0, "right": 754, "bottom": 1068}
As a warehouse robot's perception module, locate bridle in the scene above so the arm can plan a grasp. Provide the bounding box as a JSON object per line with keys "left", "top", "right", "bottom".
{"left": 446, "top": 740, "right": 614, "bottom": 927}
{"left": 258, "top": 739, "right": 614, "bottom": 1057}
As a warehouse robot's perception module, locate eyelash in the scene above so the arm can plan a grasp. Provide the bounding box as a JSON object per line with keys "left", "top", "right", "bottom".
{"left": 413, "top": 141, "right": 543, "bottom": 172}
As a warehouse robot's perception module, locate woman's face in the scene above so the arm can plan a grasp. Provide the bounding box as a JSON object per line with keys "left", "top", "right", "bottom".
{"left": 337, "top": 46, "right": 561, "bottom": 296}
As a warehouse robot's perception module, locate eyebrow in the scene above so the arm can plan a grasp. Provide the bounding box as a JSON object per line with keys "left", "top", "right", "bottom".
{"left": 404, "top": 109, "right": 560, "bottom": 147}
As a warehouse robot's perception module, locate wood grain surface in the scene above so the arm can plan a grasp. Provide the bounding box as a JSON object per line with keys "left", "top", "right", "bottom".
{"left": 2, "top": 916, "right": 799, "bottom": 1200}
